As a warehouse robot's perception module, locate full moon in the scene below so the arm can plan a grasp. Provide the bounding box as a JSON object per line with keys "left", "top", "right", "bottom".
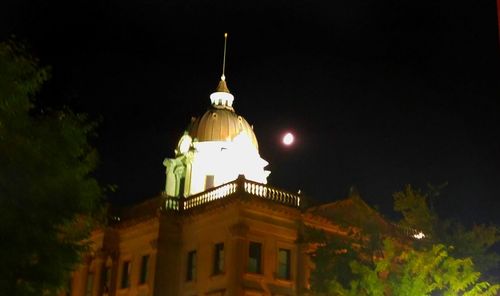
{"left": 282, "top": 132, "right": 294, "bottom": 146}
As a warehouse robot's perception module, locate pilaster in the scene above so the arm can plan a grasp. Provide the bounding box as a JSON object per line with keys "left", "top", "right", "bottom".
{"left": 227, "top": 221, "right": 249, "bottom": 296}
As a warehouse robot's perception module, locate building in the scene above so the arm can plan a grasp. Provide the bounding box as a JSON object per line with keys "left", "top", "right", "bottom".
{"left": 67, "top": 43, "right": 410, "bottom": 296}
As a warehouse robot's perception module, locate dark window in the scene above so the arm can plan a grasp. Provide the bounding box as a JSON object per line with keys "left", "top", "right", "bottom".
{"left": 85, "top": 273, "right": 94, "bottom": 296}
{"left": 277, "top": 248, "right": 291, "bottom": 280}
{"left": 248, "top": 242, "right": 262, "bottom": 274}
{"left": 205, "top": 175, "right": 214, "bottom": 190}
{"left": 121, "top": 261, "right": 131, "bottom": 288}
{"left": 65, "top": 278, "right": 72, "bottom": 296}
{"left": 102, "top": 266, "right": 111, "bottom": 293}
{"left": 139, "top": 255, "right": 150, "bottom": 284}
{"left": 187, "top": 250, "right": 197, "bottom": 281}
{"left": 213, "top": 243, "right": 225, "bottom": 274}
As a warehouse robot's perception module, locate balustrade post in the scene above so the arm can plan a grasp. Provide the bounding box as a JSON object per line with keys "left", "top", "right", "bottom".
{"left": 179, "top": 195, "right": 185, "bottom": 211}
{"left": 236, "top": 174, "right": 245, "bottom": 194}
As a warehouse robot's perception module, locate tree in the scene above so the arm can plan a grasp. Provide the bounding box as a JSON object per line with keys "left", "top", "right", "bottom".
{"left": 0, "top": 41, "right": 104, "bottom": 295}
{"left": 326, "top": 239, "right": 500, "bottom": 296}
{"left": 308, "top": 186, "right": 500, "bottom": 295}
{"left": 307, "top": 228, "right": 360, "bottom": 294}
{"left": 306, "top": 191, "right": 392, "bottom": 294}
{"left": 394, "top": 184, "right": 500, "bottom": 281}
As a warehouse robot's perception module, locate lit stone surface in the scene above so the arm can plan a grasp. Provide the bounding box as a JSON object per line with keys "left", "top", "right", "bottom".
{"left": 164, "top": 78, "right": 270, "bottom": 197}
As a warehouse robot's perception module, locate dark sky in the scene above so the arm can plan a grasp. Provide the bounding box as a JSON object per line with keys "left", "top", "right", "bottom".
{"left": 2, "top": 0, "right": 500, "bottom": 225}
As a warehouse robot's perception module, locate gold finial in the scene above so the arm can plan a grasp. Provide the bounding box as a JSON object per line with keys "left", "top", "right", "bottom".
{"left": 221, "top": 32, "right": 228, "bottom": 81}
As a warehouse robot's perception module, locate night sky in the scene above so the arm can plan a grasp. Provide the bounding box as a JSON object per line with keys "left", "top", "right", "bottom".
{"left": 2, "top": 0, "right": 500, "bottom": 225}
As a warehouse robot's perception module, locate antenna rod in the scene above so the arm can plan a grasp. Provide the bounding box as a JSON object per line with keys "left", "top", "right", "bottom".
{"left": 222, "top": 32, "right": 228, "bottom": 81}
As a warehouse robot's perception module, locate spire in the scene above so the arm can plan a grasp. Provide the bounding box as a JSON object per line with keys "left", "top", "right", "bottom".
{"left": 210, "top": 32, "right": 234, "bottom": 109}
{"left": 217, "top": 32, "right": 230, "bottom": 93}
{"left": 221, "top": 32, "right": 228, "bottom": 82}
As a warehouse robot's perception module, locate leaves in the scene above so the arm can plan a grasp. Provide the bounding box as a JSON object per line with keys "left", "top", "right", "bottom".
{"left": 0, "top": 41, "right": 104, "bottom": 296}
{"left": 393, "top": 184, "right": 500, "bottom": 280}
{"left": 308, "top": 186, "right": 500, "bottom": 295}
{"left": 393, "top": 184, "right": 437, "bottom": 236}
{"left": 322, "top": 239, "right": 500, "bottom": 296}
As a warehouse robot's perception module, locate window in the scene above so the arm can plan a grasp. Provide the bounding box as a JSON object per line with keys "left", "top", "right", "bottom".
{"left": 187, "top": 250, "right": 197, "bottom": 281}
{"left": 205, "top": 175, "right": 214, "bottom": 190}
{"left": 102, "top": 266, "right": 111, "bottom": 294}
{"left": 120, "top": 261, "right": 131, "bottom": 289}
{"left": 65, "top": 278, "right": 72, "bottom": 296}
{"left": 85, "top": 273, "right": 94, "bottom": 296}
{"left": 277, "top": 248, "right": 291, "bottom": 280}
{"left": 213, "top": 243, "right": 225, "bottom": 274}
{"left": 248, "top": 242, "right": 262, "bottom": 274}
{"left": 139, "top": 255, "right": 150, "bottom": 284}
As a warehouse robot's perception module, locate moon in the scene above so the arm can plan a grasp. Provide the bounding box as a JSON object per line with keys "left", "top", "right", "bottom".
{"left": 282, "top": 132, "right": 294, "bottom": 146}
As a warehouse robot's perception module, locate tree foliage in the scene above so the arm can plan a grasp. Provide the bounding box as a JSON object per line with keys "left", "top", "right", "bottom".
{"left": 0, "top": 41, "right": 104, "bottom": 295}
{"left": 308, "top": 185, "right": 500, "bottom": 295}
{"left": 326, "top": 239, "right": 500, "bottom": 296}
{"left": 307, "top": 228, "right": 360, "bottom": 293}
{"left": 394, "top": 184, "right": 500, "bottom": 280}
{"left": 306, "top": 192, "right": 389, "bottom": 294}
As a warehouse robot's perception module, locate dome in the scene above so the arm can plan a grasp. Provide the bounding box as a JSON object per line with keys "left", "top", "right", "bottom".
{"left": 164, "top": 34, "right": 270, "bottom": 197}
{"left": 187, "top": 107, "right": 259, "bottom": 149}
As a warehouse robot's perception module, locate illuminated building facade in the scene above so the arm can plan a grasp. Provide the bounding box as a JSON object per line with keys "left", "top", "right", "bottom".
{"left": 163, "top": 77, "right": 270, "bottom": 198}
{"left": 67, "top": 75, "right": 312, "bottom": 296}
{"left": 66, "top": 46, "right": 410, "bottom": 296}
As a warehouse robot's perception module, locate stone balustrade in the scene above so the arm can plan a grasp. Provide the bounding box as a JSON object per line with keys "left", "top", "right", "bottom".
{"left": 164, "top": 175, "right": 301, "bottom": 212}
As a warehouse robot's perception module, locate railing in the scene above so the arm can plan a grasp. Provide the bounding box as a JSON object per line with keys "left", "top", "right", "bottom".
{"left": 164, "top": 198, "right": 180, "bottom": 211}
{"left": 163, "top": 175, "right": 301, "bottom": 212}
{"left": 184, "top": 182, "right": 238, "bottom": 209}
{"left": 392, "top": 223, "right": 427, "bottom": 240}
{"left": 243, "top": 179, "right": 301, "bottom": 208}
